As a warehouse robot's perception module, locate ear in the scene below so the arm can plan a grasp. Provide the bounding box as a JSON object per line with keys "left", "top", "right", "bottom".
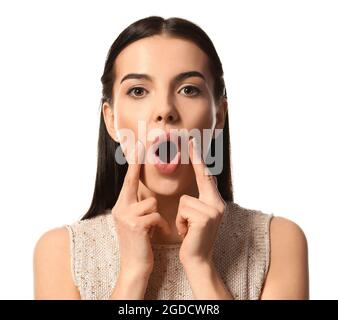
{"left": 213, "top": 96, "right": 228, "bottom": 139}
{"left": 102, "top": 102, "right": 120, "bottom": 143}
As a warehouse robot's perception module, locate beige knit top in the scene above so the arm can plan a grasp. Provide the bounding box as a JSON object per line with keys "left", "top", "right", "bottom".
{"left": 65, "top": 201, "right": 274, "bottom": 300}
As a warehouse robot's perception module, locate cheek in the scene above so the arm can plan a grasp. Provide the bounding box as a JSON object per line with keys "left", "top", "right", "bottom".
{"left": 116, "top": 101, "right": 149, "bottom": 131}
{"left": 116, "top": 110, "right": 135, "bottom": 130}
{"left": 114, "top": 110, "right": 140, "bottom": 161}
{"left": 182, "top": 104, "right": 215, "bottom": 154}
{"left": 182, "top": 103, "right": 215, "bottom": 129}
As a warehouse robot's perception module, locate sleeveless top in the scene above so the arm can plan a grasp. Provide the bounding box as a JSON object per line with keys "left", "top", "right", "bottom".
{"left": 64, "top": 201, "right": 274, "bottom": 300}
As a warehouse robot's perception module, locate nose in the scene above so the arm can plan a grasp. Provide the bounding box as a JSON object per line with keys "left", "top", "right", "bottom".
{"left": 154, "top": 103, "right": 179, "bottom": 124}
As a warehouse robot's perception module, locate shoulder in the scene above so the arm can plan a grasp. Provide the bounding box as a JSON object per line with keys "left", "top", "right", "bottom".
{"left": 260, "top": 215, "right": 309, "bottom": 299}
{"left": 270, "top": 216, "right": 308, "bottom": 249}
{"left": 34, "top": 226, "right": 69, "bottom": 252}
{"left": 34, "top": 227, "right": 70, "bottom": 270}
{"left": 33, "top": 226, "right": 80, "bottom": 299}
{"left": 269, "top": 216, "right": 308, "bottom": 275}
{"left": 269, "top": 216, "right": 308, "bottom": 268}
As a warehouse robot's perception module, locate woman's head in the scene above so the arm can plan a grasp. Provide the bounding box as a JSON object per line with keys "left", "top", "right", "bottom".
{"left": 82, "top": 16, "right": 233, "bottom": 220}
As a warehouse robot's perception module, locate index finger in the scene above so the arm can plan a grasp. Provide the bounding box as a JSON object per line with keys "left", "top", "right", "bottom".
{"left": 120, "top": 139, "right": 145, "bottom": 203}
{"left": 189, "top": 137, "right": 219, "bottom": 201}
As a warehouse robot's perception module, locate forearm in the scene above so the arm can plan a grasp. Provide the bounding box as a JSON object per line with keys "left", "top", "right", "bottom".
{"left": 183, "top": 260, "right": 234, "bottom": 300}
{"left": 109, "top": 269, "right": 150, "bottom": 300}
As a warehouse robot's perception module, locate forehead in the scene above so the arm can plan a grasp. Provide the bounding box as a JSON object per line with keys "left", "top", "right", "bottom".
{"left": 113, "top": 35, "right": 212, "bottom": 84}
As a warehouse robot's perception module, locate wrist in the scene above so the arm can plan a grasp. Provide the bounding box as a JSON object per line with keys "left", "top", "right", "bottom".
{"left": 120, "top": 261, "right": 153, "bottom": 276}
{"left": 181, "top": 259, "right": 233, "bottom": 300}
{"left": 180, "top": 257, "right": 213, "bottom": 270}
{"left": 113, "top": 269, "right": 151, "bottom": 300}
{"left": 119, "top": 267, "right": 152, "bottom": 282}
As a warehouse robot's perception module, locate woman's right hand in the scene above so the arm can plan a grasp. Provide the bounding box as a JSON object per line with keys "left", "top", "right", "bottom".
{"left": 111, "top": 140, "right": 171, "bottom": 276}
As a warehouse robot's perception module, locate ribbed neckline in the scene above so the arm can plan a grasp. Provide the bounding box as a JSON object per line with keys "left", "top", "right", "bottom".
{"left": 104, "top": 201, "right": 231, "bottom": 250}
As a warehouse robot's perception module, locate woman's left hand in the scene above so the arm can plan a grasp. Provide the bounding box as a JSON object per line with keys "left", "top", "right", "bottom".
{"left": 176, "top": 138, "right": 227, "bottom": 266}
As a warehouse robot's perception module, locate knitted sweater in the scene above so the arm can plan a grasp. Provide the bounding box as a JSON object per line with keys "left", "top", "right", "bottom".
{"left": 65, "top": 201, "right": 274, "bottom": 300}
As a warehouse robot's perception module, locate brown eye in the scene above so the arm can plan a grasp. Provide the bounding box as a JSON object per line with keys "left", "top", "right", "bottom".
{"left": 180, "top": 85, "right": 201, "bottom": 97}
{"left": 126, "top": 87, "right": 147, "bottom": 98}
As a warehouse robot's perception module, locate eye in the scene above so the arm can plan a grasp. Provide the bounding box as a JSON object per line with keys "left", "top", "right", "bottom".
{"left": 179, "top": 85, "right": 201, "bottom": 97}
{"left": 126, "top": 87, "right": 148, "bottom": 98}
{"left": 126, "top": 85, "right": 201, "bottom": 99}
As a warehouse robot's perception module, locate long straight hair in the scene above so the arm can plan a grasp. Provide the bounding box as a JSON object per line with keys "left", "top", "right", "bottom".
{"left": 81, "top": 16, "right": 233, "bottom": 220}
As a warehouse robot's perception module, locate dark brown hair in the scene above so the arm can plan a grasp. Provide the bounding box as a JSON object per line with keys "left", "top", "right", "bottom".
{"left": 81, "top": 16, "right": 233, "bottom": 220}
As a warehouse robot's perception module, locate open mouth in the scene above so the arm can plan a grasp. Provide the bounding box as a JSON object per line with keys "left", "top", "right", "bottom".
{"left": 151, "top": 132, "right": 182, "bottom": 174}
{"left": 154, "top": 139, "right": 180, "bottom": 163}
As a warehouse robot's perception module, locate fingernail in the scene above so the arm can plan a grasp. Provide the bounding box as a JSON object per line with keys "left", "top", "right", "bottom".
{"left": 136, "top": 140, "right": 144, "bottom": 163}
{"left": 135, "top": 140, "right": 141, "bottom": 153}
{"left": 128, "top": 141, "right": 139, "bottom": 164}
{"left": 191, "top": 138, "right": 202, "bottom": 163}
{"left": 189, "top": 138, "right": 196, "bottom": 154}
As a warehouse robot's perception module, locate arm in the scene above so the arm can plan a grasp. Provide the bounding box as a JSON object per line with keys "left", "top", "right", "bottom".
{"left": 34, "top": 227, "right": 151, "bottom": 300}
{"left": 260, "top": 216, "right": 309, "bottom": 299}
{"left": 109, "top": 269, "right": 151, "bottom": 300}
{"left": 33, "top": 227, "right": 81, "bottom": 299}
{"left": 182, "top": 260, "right": 234, "bottom": 300}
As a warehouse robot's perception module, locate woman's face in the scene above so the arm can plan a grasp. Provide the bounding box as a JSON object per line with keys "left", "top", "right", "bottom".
{"left": 104, "top": 34, "right": 225, "bottom": 196}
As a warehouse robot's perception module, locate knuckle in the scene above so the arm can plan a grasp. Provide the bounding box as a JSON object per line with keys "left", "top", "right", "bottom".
{"left": 219, "top": 204, "right": 225, "bottom": 214}
{"left": 210, "top": 208, "right": 220, "bottom": 219}
{"left": 178, "top": 202, "right": 186, "bottom": 211}
{"left": 128, "top": 219, "right": 141, "bottom": 232}
{"left": 148, "top": 197, "right": 158, "bottom": 208}
{"left": 199, "top": 216, "right": 210, "bottom": 228}
{"left": 180, "top": 194, "right": 189, "bottom": 204}
{"left": 151, "top": 212, "right": 161, "bottom": 221}
{"left": 112, "top": 209, "right": 122, "bottom": 221}
{"left": 217, "top": 200, "right": 226, "bottom": 213}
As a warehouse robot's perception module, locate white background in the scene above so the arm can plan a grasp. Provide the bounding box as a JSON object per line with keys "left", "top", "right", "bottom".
{"left": 0, "top": 0, "right": 337, "bottom": 299}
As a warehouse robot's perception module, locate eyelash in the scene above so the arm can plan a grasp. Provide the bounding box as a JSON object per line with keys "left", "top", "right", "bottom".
{"left": 126, "top": 85, "right": 201, "bottom": 98}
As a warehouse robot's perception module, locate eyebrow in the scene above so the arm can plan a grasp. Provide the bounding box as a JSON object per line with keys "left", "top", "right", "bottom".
{"left": 119, "top": 71, "right": 206, "bottom": 85}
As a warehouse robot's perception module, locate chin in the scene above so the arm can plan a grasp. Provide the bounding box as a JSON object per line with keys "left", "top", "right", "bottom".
{"left": 148, "top": 178, "right": 183, "bottom": 196}
{"left": 142, "top": 163, "right": 187, "bottom": 196}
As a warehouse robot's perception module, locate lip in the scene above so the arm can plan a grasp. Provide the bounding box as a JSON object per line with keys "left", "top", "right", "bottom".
{"left": 150, "top": 131, "right": 182, "bottom": 175}
{"left": 151, "top": 131, "right": 181, "bottom": 152}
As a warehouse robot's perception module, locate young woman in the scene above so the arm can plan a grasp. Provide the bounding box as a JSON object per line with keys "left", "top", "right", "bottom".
{"left": 33, "top": 16, "right": 309, "bottom": 300}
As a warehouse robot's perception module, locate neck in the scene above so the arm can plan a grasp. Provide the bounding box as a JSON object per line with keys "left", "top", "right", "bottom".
{"left": 137, "top": 180, "right": 199, "bottom": 245}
